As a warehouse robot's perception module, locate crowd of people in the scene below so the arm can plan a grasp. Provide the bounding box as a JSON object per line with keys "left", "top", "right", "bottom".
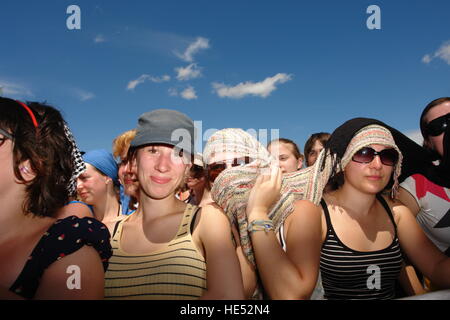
{"left": 1, "top": 95, "right": 449, "bottom": 300}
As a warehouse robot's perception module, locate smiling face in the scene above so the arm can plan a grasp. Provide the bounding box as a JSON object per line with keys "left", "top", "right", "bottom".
{"left": 135, "top": 144, "right": 190, "bottom": 200}
{"left": 343, "top": 144, "right": 395, "bottom": 195}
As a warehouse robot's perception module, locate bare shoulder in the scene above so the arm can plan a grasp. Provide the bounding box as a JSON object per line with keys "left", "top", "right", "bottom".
{"left": 380, "top": 193, "right": 413, "bottom": 224}
{"left": 56, "top": 202, "right": 93, "bottom": 219}
{"left": 285, "top": 199, "right": 322, "bottom": 229}
{"left": 195, "top": 203, "right": 231, "bottom": 230}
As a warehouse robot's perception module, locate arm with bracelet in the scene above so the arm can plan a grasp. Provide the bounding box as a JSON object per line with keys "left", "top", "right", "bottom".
{"left": 246, "top": 166, "right": 321, "bottom": 300}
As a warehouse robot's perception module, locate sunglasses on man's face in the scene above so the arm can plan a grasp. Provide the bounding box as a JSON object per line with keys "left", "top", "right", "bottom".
{"left": 352, "top": 147, "right": 398, "bottom": 166}
{"left": 206, "top": 157, "right": 254, "bottom": 183}
{"left": 425, "top": 113, "right": 450, "bottom": 137}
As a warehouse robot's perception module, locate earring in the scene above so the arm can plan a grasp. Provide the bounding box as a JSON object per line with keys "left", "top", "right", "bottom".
{"left": 20, "top": 166, "right": 30, "bottom": 174}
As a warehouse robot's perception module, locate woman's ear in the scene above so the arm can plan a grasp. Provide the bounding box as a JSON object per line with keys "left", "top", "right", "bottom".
{"left": 297, "top": 158, "right": 303, "bottom": 170}
{"left": 19, "top": 160, "right": 36, "bottom": 182}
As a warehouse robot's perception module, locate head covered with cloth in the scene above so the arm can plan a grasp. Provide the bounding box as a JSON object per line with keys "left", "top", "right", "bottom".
{"left": 209, "top": 119, "right": 433, "bottom": 267}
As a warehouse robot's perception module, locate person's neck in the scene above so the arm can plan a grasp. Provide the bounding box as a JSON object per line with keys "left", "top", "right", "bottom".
{"left": 136, "top": 193, "right": 185, "bottom": 223}
{"left": 331, "top": 184, "right": 377, "bottom": 218}
{"left": 198, "top": 188, "right": 213, "bottom": 208}
{"left": 0, "top": 190, "right": 52, "bottom": 241}
{"left": 93, "top": 192, "right": 120, "bottom": 222}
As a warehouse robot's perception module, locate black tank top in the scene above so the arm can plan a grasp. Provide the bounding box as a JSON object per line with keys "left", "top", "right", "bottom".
{"left": 319, "top": 194, "right": 404, "bottom": 300}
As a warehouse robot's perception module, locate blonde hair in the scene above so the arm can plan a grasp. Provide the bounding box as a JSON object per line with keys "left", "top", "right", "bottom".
{"left": 112, "top": 129, "right": 137, "bottom": 160}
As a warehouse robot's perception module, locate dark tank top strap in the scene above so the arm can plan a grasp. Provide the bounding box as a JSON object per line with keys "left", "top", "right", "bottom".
{"left": 376, "top": 193, "right": 397, "bottom": 230}
{"left": 320, "top": 198, "right": 332, "bottom": 231}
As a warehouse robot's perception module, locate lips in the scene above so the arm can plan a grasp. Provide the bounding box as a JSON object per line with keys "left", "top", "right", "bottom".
{"left": 366, "top": 175, "right": 382, "bottom": 181}
{"left": 124, "top": 178, "right": 138, "bottom": 185}
{"left": 151, "top": 176, "right": 171, "bottom": 184}
{"left": 78, "top": 192, "right": 89, "bottom": 199}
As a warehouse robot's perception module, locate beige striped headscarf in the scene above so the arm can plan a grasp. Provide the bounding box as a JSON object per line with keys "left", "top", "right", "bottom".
{"left": 208, "top": 125, "right": 402, "bottom": 266}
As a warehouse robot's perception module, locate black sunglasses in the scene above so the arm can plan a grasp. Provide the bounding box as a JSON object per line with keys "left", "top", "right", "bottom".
{"left": 206, "top": 157, "right": 253, "bottom": 183}
{"left": 425, "top": 113, "right": 450, "bottom": 137}
{"left": 352, "top": 147, "right": 398, "bottom": 166}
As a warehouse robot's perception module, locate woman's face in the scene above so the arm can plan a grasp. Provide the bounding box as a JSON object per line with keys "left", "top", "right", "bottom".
{"left": 0, "top": 133, "right": 16, "bottom": 193}
{"left": 307, "top": 140, "right": 324, "bottom": 167}
{"left": 135, "top": 144, "right": 190, "bottom": 200}
{"left": 423, "top": 101, "right": 450, "bottom": 157}
{"left": 77, "top": 164, "right": 109, "bottom": 205}
{"left": 268, "top": 142, "right": 302, "bottom": 173}
{"left": 118, "top": 150, "right": 139, "bottom": 198}
{"left": 343, "top": 144, "right": 395, "bottom": 195}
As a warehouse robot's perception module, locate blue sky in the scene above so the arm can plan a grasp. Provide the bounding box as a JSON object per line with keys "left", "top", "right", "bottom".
{"left": 1, "top": 0, "right": 449, "bottom": 154}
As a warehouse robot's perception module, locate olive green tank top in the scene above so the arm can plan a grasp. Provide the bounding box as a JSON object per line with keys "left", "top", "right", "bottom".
{"left": 104, "top": 204, "right": 207, "bottom": 299}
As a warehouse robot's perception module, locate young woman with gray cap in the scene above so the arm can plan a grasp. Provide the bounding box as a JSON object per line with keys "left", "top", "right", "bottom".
{"left": 104, "top": 109, "right": 245, "bottom": 300}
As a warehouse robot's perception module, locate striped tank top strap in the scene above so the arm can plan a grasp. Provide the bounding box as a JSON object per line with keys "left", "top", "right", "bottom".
{"left": 174, "top": 204, "right": 198, "bottom": 240}
{"left": 110, "top": 214, "right": 132, "bottom": 247}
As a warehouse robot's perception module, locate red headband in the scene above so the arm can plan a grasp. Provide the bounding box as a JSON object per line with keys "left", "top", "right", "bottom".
{"left": 16, "top": 100, "right": 38, "bottom": 128}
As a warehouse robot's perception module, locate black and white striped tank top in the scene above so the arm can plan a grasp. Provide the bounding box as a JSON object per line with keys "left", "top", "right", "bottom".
{"left": 319, "top": 194, "right": 404, "bottom": 300}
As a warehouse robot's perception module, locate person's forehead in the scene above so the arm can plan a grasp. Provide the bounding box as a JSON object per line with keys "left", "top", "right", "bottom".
{"left": 269, "top": 142, "right": 292, "bottom": 154}
{"left": 425, "top": 102, "right": 450, "bottom": 123}
{"left": 312, "top": 140, "right": 324, "bottom": 150}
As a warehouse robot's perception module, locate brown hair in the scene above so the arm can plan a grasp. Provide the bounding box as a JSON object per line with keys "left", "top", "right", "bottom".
{"left": 0, "top": 97, "right": 75, "bottom": 217}
{"left": 304, "top": 132, "right": 331, "bottom": 166}
{"left": 268, "top": 138, "right": 304, "bottom": 160}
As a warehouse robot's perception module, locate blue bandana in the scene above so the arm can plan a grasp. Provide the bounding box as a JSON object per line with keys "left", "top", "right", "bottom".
{"left": 83, "top": 149, "right": 119, "bottom": 186}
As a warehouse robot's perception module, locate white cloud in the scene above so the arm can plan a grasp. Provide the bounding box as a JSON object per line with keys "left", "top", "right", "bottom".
{"left": 422, "top": 54, "right": 432, "bottom": 64}
{"left": 168, "top": 86, "right": 198, "bottom": 100}
{"left": 212, "top": 73, "right": 293, "bottom": 99}
{"left": 175, "top": 63, "right": 202, "bottom": 81}
{"left": 72, "top": 88, "right": 95, "bottom": 101}
{"left": 176, "top": 37, "right": 210, "bottom": 62}
{"left": 180, "top": 86, "right": 197, "bottom": 100}
{"left": 404, "top": 129, "right": 423, "bottom": 146}
{"left": 168, "top": 87, "right": 178, "bottom": 96}
{"left": 422, "top": 41, "right": 450, "bottom": 65}
{"left": 126, "top": 74, "right": 170, "bottom": 90}
{"left": 94, "top": 34, "right": 106, "bottom": 43}
{"left": 0, "top": 79, "right": 33, "bottom": 98}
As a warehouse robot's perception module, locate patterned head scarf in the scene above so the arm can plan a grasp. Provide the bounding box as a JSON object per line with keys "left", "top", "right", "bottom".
{"left": 203, "top": 128, "right": 272, "bottom": 166}
{"left": 63, "top": 123, "right": 86, "bottom": 197}
{"left": 210, "top": 121, "right": 403, "bottom": 266}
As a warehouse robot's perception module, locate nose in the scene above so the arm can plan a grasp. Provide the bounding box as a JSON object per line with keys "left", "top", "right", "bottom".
{"left": 155, "top": 152, "right": 171, "bottom": 172}
{"left": 76, "top": 178, "right": 84, "bottom": 190}
{"left": 369, "top": 154, "right": 383, "bottom": 169}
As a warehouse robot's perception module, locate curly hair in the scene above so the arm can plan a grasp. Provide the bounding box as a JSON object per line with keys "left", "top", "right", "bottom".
{"left": 0, "top": 97, "right": 74, "bottom": 217}
{"left": 112, "top": 129, "right": 137, "bottom": 160}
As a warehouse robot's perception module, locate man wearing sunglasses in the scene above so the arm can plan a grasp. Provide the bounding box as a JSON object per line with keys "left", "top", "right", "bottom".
{"left": 399, "top": 97, "right": 450, "bottom": 293}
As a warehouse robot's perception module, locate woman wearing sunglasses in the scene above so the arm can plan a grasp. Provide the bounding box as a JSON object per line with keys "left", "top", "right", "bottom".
{"left": 214, "top": 118, "right": 450, "bottom": 299}
{"left": 202, "top": 128, "right": 268, "bottom": 299}
{"left": 399, "top": 97, "right": 450, "bottom": 292}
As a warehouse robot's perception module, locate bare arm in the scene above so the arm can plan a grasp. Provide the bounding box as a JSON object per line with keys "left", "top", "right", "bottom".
{"left": 397, "top": 187, "right": 420, "bottom": 217}
{"left": 198, "top": 205, "right": 245, "bottom": 300}
{"left": 34, "top": 245, "right": 105, "bottom": 299}
{"left": 231, "top": 224, "right": 258, "bottom": 299}
{"left": 395, "top": 203, "right": 450, "bottom": 289}
{"left": 246, "top": 166, "right": 322, "bottom": 299}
